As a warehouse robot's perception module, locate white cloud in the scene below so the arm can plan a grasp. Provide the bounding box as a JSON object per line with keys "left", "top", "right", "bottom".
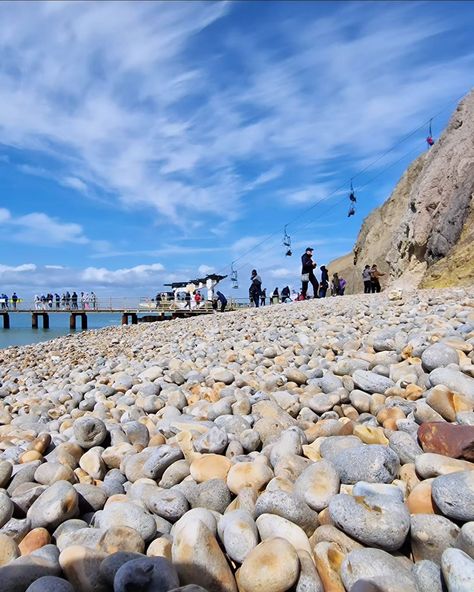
{"left": 198, "top": 264, "right": 215, "bottom": 275}
{"left": 0, "top": 209, "right": 89, "bottom": 246}
{"left": 61, "top": 176, "right": 88, "bottom": 193}
{"left": 0, "top": 263, "right": 37, "bottom": 273}
{"left": 81, "top": 263, "right": 165, "bottom": 285}
{"left": 0, "top": 262, "right": 166, "bottom": 292}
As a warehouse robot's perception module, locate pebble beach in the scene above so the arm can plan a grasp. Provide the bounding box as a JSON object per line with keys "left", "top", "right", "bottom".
{"left": 0, "top": 287, "right": 473, "bottom": 592}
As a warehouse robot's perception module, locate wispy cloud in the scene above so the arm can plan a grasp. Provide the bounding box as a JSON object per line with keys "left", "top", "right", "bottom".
{"left": 1, "top": 1, "right": 472, "bottom": 233}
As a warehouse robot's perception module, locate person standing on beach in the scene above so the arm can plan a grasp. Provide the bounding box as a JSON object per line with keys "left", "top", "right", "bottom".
{"left": 362, "top": 265, "right": 372, "bottom": 293}
{"left": 370, "top": 264, "right": 385, "bottom": 293}
{"left": 319, "top": 266, "right": 329, "bottom": 298}
{"left": 249, "top": 269, "right": 262, "bottom": 307}
{"left": 260, "top": 288, "right": 267, "bottom": 306}
{"left": 301, "top": 247, "right": 318, "bottom": 299}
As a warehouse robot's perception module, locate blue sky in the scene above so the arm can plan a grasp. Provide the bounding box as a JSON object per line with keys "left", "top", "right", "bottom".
{"left": 0, "top": 0, "right": 473, "bottom": 298}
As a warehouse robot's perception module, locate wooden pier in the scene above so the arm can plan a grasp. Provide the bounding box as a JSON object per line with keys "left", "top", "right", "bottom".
{"left": 0, "top": 306, "right": 218, "bottom": 330}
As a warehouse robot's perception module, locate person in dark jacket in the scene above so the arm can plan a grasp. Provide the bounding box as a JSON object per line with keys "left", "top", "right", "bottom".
{"left": 281, "top": 286, "right": 291, "bottom": 303}
{"left": 301, "top": 247, "right": 318, "bottom": 299}
{"left": 319, "top": 266, "right": 329, "bottom": 298}
{"left": 215, "top": 290, "right": 227, "bottom": 312}
{"left": 249, "top": 269, "right": 262, "bottom": 307}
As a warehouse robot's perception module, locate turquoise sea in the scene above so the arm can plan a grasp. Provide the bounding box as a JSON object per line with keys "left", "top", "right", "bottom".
{"left": 0, "top": 313, "right": 123, "bottom": 349}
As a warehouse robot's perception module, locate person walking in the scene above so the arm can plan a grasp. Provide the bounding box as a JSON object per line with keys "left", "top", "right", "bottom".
{"left": 260, "top": 288, "right": 267, "bottom": 307}
{"left": 319, "top": 266, "right": 329, "bottom": 298}
{"left": 184, "top": 291, "right": 191, "bottom": 309}
{"left": 272, "top": 287, "right": 280, "bottom": 304}
{"left": 370, "top": 264, "right": 385, "bottom": 293}
{"left": 362, "top": 265, "right": 372, "bottom": 293}
{"left": 301, "top": 247, "right": 318, "bottom": 299}
{"left": 249, "top": 269, "right": 262, "bottom": 307}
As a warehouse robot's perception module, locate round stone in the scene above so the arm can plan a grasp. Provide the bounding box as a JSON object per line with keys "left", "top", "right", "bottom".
{"left": 238, "top": 538, "right": 299, "bottom": 592}
{"left": 411, "top": 514, "right": 460, "bottom": 563}
{"left": 441, "top": 548, "right": 474, "bottom": 591}
{"left": 328, "top": 493, "right": 410, "bottom": 551}
{"left": 332, "top": 445, "right": 400, "bottom": 484}
{"left": 0, "top": 533, "right": 20, "bottom": 565}
{"left": 218, "top": 509, "right": 258, "bottom": 564}
{"left": 114, "top": 557, "right": 179, "bottom": 592}
{"left": 254, "top": 489, "right": 319, "bottom": 536}
{"left": 294, "top": 460, "right": 340, "bottom": 511}
{"left": 421, "top": 343, "right": 459, "bottom": 372}
{"left": 73, "top": 418, "right": 107, "bottom": 449}
{"left": 0, "top": 492, "right": 14, "bottom": 528}
{"left": 96, "top": 501, "right": 157, "bottom": 542}
{"left": 27, "top": 481, "right": 79, "bottom": 530}
{"left": 256, "top": 513, "right": 312, "bottom": 554}
{"left": 431, "top": 470, "right": 474, "bottom": 521}
{"left": 341, "top": 548, "right": 417, "bottom": 590}
{"left": 25, "top": 576, "right": 75, "bottom": 592}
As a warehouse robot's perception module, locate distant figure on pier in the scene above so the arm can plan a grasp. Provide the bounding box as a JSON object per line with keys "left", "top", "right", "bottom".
{"left": 362, "top": 265, "right": 372, "bottom": 293}
{"left": 281, "top": 286, "right": 291, "bottom": 303}
{"left": 55, "top": 293, "right": 60, "bottom": 309}
{"left": 0, "top": 293, "right": 7, "bottom": 308}
{"left": 249, "top": 269, "right": 262, "bottom": 307}
{"left": 34, "top": 295, "right": 41, "bottom": 310}
{"left": 91, "top": 292, "right": 97, "bottom": 309}
{"left": 272, "top": 287, "right": 280, "bottom": 304}
{"left": 319, "top": 266, "right": 329, "bottom": 298}
{"left": 11, "top": 293, "right": 18, "bottom": 309}
{"left": 71, "top": 292, "right": 78, "bottom": 309}
{"left": 155, "top": 292, "right": 162, "bottom": 308}
{"left": 260, "top": 288, "right": 267, "bottom": 306}
{"left": 370, "top": 264, "right": 385, "bottom": 293}
{"left": 65, "top": 291, "right": 71, "bottom": 308}
{"left": 194, "top": 291, "right": 202, "bottom": 307}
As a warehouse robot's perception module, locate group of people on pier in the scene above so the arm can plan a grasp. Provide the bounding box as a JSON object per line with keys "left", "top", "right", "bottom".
{"left": 33, "top": 291, "right": 98, "bottom": 310}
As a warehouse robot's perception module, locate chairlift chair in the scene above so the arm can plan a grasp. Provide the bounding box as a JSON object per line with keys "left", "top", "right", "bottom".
{"left": 231, "top": 262, "right": 239, "bottom": 289}
{"left": 348, "top": 179, "right": 356, "bottom": 217}
{"left": 426, "top": 118, "right": 435, "bottom": 147}
{"left": 283, "top": 225, "right": 292, "bottom": 256}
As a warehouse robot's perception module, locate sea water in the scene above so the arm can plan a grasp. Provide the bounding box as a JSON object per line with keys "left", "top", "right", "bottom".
{"left": 0, "top": 313, "right": 123, "bottom": 349}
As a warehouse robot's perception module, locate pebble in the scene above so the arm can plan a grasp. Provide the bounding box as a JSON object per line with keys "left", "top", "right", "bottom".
{"left": 27, "top": 481, "right": 79, "bottom": 530}
{"left": 410, "top": 513, "right": 460, "bottom": 563}
{"left": 328, "top": 493, "right": 410, "bottom": 551}
{"left": 441, "top": 548, "right": 474, "bottom": 591}
{"left": 238, "top": 538, "right": 299, "bottom": 592}
{"left": 114, "top": 556, "right": 180, "bottom": 592}
{"left": 256, "top": 513, "right": 312, "bottom": 554}
{"left": 331, "top": 445, "right": 400, "bottom": 484}
{"left": 0, "top": 532, "right": 20, "bottom": 565}
{"left": 294, "top": 459, "right": 340, "bottom": 511}
{"left": 25, "top": 576, "right": 75, "bottom": 592}
{"left": 340, "top": 548, "right": 417, "bottom": 590}
{"left": 431, "top": 470, "right": 474, "bottom": 521}
{"left": 254, "top": 489, "right": 318, "bottom": 536}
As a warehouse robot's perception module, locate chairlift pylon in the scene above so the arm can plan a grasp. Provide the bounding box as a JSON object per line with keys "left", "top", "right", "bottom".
{"left": 283, "top": 225, "right": 292, "bottom": 256}
{"left": 231, "top": 262, "right": 239, "bottom": 289}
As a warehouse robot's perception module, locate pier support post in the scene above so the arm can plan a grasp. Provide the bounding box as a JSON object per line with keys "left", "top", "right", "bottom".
{"left": 70, "top": 314, "right": 76, "bottom": 330}
{"left": 0, "top": 313, "right": 9, "bottom": 329}
{"left": 32, "top": 313, "right": 49, "bottom": 329}
{"left": 121, "top": 313, "right": 128, "bottom": 325}
{"left": 81, "top": 313, "right": 88, "bottom": 330}
{"left": 131, "top": 313, "right": 138, "bottom": 325}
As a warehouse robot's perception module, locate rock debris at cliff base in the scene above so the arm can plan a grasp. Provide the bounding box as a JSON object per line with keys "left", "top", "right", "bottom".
{"left": 0, "top": 288, "right": 473, "bottom": 592}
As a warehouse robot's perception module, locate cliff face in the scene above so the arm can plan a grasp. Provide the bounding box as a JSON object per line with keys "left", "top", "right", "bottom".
{"left": 329, "top": 90, "right": 474, "bottom": 291}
